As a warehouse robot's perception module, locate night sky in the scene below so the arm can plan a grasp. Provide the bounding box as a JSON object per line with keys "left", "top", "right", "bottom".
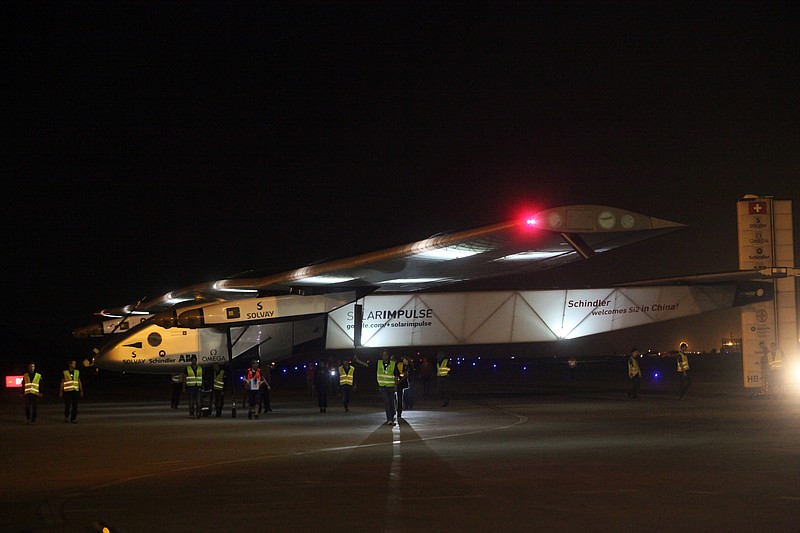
{"left": 4, "top": 2, "right": 800, "bottom": 361}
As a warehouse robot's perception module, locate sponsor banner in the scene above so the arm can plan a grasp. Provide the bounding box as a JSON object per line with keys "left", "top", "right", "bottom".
{"left": 741, "top": 301, "right": 774, "bottom": 388}
{"left": 325, "top": 286, "right": 737, "bottom": 349}
{"left": 734, "top": 282, "right": 773, "bottom": 307}
{"left": 737, "top": 198, "right": 773, "bottom": 270}
{"left": 202, "top": 292, "right": 356, "bottom": 325}
{"left": 737, "top": 197, "right": 796, "bottom": 387}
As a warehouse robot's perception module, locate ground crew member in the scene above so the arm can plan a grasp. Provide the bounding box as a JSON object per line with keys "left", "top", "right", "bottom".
{"left": 396, "top": 356, "right": 411, "bottom": 417}
{"left": 677, "top": 343, "right": 691, "bottom": 399}
{"left": 568, "top": 355, "right": 578, "bottom": 382}
{"left": 184, "top": 355, "right": 203, "bottom": 418}
{"left": 768, "top": 342, "right": 785, "bottom": 395}
{"left": 59, "top": 359, "right": 84, "bottom": 423}
{"left": 436, "top": 351, "right": 451, "bottom": 407}
{"left": 756, "top": 341, "right": 770, "bottom": 395}
{"left": 627, "top": 348, "right": 641, "bottom": 400}
{"left": 170, "top": 372, "right": 183, "bottom": 409}
{"left": 377, "top": 350, "right": 399, "bottom": 425}
{"left": 420, "top": 357, "right": 434, "bottom": 398}
{"left": 212, "top": 363, "right": 226, "bottom": 417}
{"left": 258, "top": 362, "right": 272, "bottom": 415}
{"left": 23, "top": 361, "right": 41, "bottom": 424}
{"left": 305, "top": 363, "right": 316, "bottom": 398}
{"left": 244, "top": 359, "right": 264, "bottom": 419}
{"left": 355, "top": 350, "right": 399, "bottom": 425}
{"left": 313, "top": 359, "right": 330, "bottom": 413}
{"left": 338, "top": 359, "right": 356, "bottom": 412}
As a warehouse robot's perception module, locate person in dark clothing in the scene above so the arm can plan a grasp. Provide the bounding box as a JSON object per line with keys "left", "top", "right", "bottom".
{"left": 567, "top": 356, "right": 578, "bottom": 383}
{"left": 436, "top": 352, "right": 451, "bottom": 407}
{"left": 419, "top": 357, "right": 434, "bottom": 398}
{"left": 211, "top": 363, "right": 226, "bottom": 418}
{"left": 627, "top": 348, "right": 641, "bottom": 400}
{"left": 170, "top": 373, "right": 183, "bottom": 409}
{"left": 259, "top": 362, "right": 272, "bottom": 414}
{"left": 244, "top": 358, "right": 265, "bottom": 420}
{"left": 396, "top": 356, "right": 412, "bottom": 417}
{"left": 677, "top": 343, "right": 691, "bottom": 399}
{"left": 306, "top": 364, "right": 316, "bottom": 398}
{"left": 328, "top": 356, "right": 340, "bottom": 398}
{"left": 314, "top": 359, "right": 329, "bottom": 412}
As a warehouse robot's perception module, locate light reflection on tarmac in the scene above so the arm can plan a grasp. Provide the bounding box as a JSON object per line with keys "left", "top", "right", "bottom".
{"left": 2, "top": 380, "right": 800, "bottom": 532}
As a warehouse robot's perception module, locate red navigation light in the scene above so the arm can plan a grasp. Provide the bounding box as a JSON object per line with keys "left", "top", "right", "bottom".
{"left": 513, "top": 204, "right": 542, "bottom": 230}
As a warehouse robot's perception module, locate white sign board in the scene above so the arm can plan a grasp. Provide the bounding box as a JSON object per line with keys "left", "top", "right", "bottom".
{"left": 738, "top": 197, "right": 796, "bottom": 388}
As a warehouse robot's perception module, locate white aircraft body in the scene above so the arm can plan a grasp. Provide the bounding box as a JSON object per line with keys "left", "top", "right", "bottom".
{"left": 74, "top": 204, "right": 778, "bottom": 374}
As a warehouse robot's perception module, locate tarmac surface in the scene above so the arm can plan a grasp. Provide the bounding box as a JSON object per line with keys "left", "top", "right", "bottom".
{"left": 2, "top": 356, "right": 800, "bottom": 532}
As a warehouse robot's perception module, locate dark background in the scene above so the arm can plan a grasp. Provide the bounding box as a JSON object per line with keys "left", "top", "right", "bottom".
{"left": 3, "top": 1, "right": 799, "bottom": 369}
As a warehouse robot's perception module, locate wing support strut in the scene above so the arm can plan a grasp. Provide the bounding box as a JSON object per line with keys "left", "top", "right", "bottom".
{"left": 560, "top": 233, "right": 596, "bottom": 259}
{"left": 226, "top": 328, "right": 236, "bottom": 418}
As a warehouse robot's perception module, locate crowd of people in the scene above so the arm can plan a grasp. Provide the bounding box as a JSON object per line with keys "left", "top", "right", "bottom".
{"left": 24, "top": 342, "right": 778, "bottom": 424}
{"left": 304, "top": 350, "right": 450, "bottom": 423}
{"left": 160, "top": 350, "right": 452, "bottom": 423}
{"left": 22, "top": 358, "right": 85, "bottom": 424}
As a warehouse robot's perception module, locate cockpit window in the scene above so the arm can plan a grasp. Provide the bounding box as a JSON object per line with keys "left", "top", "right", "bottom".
{"left": 147, "top": 332, "right": 162, "bottom": 347}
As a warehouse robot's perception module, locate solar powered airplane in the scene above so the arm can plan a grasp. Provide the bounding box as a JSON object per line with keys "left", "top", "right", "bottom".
{"left": 74, "top": 204, "right": 772, "bottom": 374}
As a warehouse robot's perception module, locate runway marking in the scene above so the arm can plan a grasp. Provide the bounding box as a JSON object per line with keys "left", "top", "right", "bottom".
{"left": 78, "top": 402, "right": 529, "bottom": 493}
{"left": 571, "top": 489, "right": 638, "bottom": 494}
{"left": 387, "top": 424, "right": 402, "bottom": 529}
{"left": 401, "top": 494, "right": 485, "bottom": 501}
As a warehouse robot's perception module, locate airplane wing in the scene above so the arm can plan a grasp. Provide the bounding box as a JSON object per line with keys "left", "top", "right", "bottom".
{"left": 94, "top": 205, "right": 685, "bottom": 319}
{"left": 618, "top": 267, "right": 800, "bottom": 286}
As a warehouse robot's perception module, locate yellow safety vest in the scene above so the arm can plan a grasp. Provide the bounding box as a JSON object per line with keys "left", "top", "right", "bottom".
{"left": 213, "top": 370, "right": 225, "bottom": 390}
{"left": 628, "top": 357, "right": 640, "bottom": 378}
{"left": 676, "top": 352, "right": 689, "bottom": 372}
{"left": 768, "top": 350, "right": 784, "bottom": 370}
{"left": 62, "top": 370, "right": 80, "bottom": 392}
{"left": 437, "top": 358, "right": 450, "bottom": 377}
{"left": 172, "top": 373, "right": 183, "bottom": 384}
{"left": 186, "top": 366, "right": 202, "bottom": 387}
{"left": 23, "top": 373, "right": 41, "bottom": 396}
{"left": 339, "top": 365, "right": 355, "bottom": 386}
{"left": 377, "top": 361, "right": 396, "bottom": 387}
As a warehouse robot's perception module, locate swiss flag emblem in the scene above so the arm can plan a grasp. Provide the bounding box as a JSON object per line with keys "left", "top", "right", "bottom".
{"left": 748, "top": 201, "right": 768, "bottom": 215}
